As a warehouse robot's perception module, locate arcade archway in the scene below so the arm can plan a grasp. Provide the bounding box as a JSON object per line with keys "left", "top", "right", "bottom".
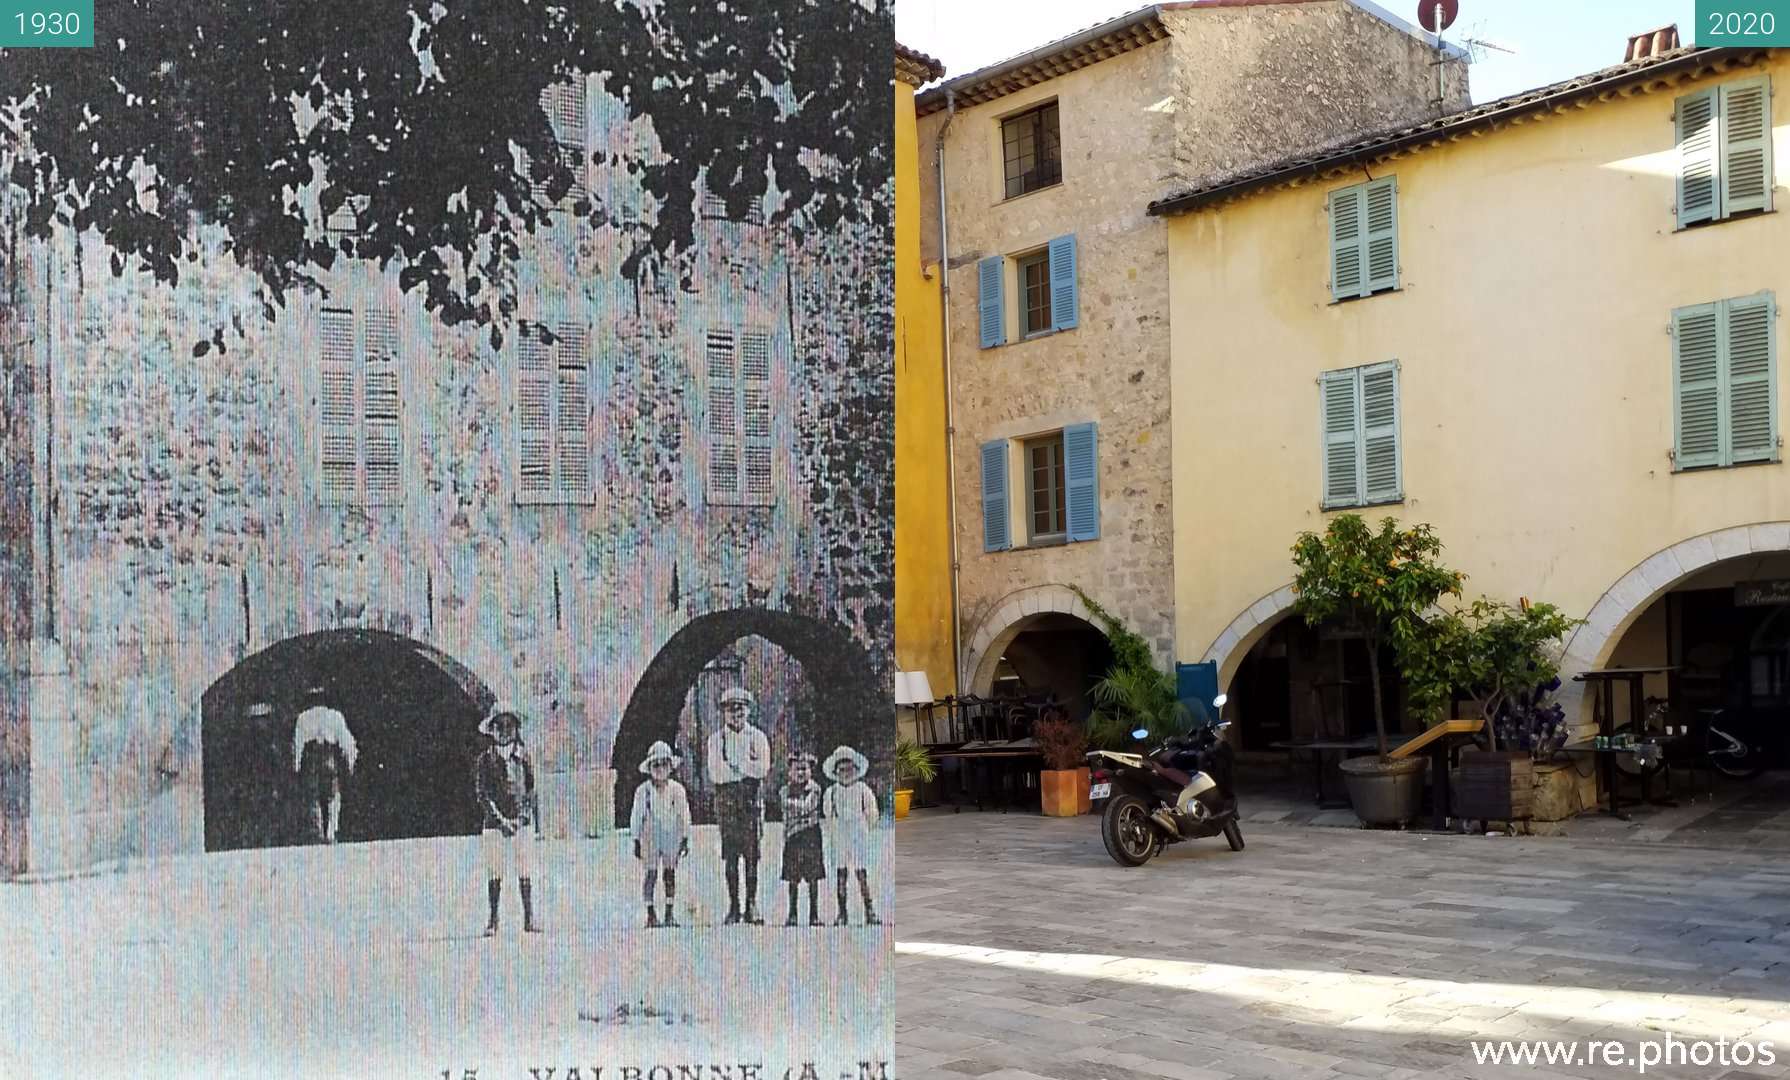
{"left": 200, "top": 629, "right": 496, "bottom": 851}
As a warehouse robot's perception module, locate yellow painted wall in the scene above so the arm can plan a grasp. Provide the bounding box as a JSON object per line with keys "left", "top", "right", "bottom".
{"left": 1166, "top": 53, "right": 1790, "bottom": 692}
{"left": 894, "top": 72, "right": 956, "bottom": 700}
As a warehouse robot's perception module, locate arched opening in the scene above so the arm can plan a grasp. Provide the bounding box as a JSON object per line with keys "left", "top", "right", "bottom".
{"left": 1223, "top": 613, "right": 1409, "bottom": 752}
{"left": 200, "top": 630, "right": 496, "bottom": 851}
{"left": 612, "top": 610, "right": 883, "bottom": 826}
{"left": 984, "top": 612, "right": 1113, "bottom": 721}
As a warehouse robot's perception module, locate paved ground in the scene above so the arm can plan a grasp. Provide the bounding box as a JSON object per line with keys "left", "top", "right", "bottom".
{"left": 895, "top": 810, "right": 1790, "bottom": 1080}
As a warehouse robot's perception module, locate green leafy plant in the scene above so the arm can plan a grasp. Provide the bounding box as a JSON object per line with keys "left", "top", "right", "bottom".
{"left": 1033, "top": 716, "right": 1090, "bottom": 771}
{"left": 1291, "top": 515, "right": 1465, "bottom": 760}
{"left": 1401, "top": 598, "right": 1581, "bottom": 748}
{"left": 1073, "top": 587, "right": 1193, "bottom": 750}
{"left": 894, "top": 738, "right": 937, "bottom": 787}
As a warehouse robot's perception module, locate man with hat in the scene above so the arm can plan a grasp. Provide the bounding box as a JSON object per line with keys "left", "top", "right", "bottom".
{"left": 290, "top": 688, "right": 358, "bottom": 845}
{"left": 705, "top": 685, "right": 772, "bottom": 925}
{"left": 475, "top": 702, "right": 541, "bottom": 935}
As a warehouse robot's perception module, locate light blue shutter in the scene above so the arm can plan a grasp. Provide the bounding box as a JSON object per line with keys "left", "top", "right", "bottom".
{"left": 1063, "top": 422, "right": 1099, "bottom": 542}
{"left": 978, "top": 257, "right": 1006, "bottom": 349}
{"left": 1360, "top": 362, "right": 1401, "bottom": 503}
{"left": 1725, "top": 293, "right": 1777, "bottom": 464}
{"left": 1320, "top": 369, "right": 1361, "bottom": 507}
{"left": 1362, "top": 178, "right": 1398, "bottom": 295}
{"left": 1328, "top": 185, "right": 1365, "bottom": 302}
{"left": 1676, "top": 88, "right": 1718, "bottom": 227}
{"left": 1672, "top": 301, "right": 1722, "bottom": 469}
{"left": 1719, "top": 77, "right": 1773, "bottom": 217}
{"left": 981, "top": 440, "right": 1011, "bottom": 551}
{"left": 1048, "top": 234, "right": 1079, "bottom": 331}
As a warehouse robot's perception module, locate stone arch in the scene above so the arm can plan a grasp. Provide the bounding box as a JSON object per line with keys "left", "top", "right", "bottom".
{"left": 1199, "top": 584, "right": 1300, "bottom": 693}
{"left": 961, "top": 584, "right": 1109, "bottom": 696}
{"left": 611, "top": 608, "right": 882, "bottom": 826}
{"left": 1555, "top": 523, "right": 1790, "bottom": 720}
{"left": 200, "top": 628, "right": 498, "bottom": 851}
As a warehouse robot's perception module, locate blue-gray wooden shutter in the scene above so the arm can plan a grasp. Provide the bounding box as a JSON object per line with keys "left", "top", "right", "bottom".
{"left": 981, "top": 440, "right": 1011, "bottom": 551}
{"left": 1720, "top": 77, "right": 1774, "bottom": 218}
{"left": 978, "top": 256, "right": 1006, "bottom": 348}
{"left": 1328, "top": 185, "right": 1365, "bottom": 301}
{"left": 1063, "top": 421, "right": 1099, "bottom": 542}
{"left": 1319, "top": 369, "right": 1361, "bottom": 507}
{"left": 1360, "top": 362, "right": 1401, "bottom": 503}
{"left": 1048, "top": 234, "right": 1079, "bottom": 331}
{"left": 1672, "top": 301, "right": 1722, "bottom": 469}
{"left": 1362, "top": 178, "right": 1399, "bottom": 295}
{"left": 1725, "top": 293, "right": 1777, "bottom": 464}
{"left": 318, "top": 307, "right": 360, "bottom": 504}
{"left": 1675, "top": 88, "right": 1718, "bottom": 228}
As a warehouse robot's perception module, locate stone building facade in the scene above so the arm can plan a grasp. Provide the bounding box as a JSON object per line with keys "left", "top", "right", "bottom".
{"left": 915, "top": 0, "right": 1468, "bottom": 700}
{"left": 0, "top": 78, "right": 891, "bottom": 876}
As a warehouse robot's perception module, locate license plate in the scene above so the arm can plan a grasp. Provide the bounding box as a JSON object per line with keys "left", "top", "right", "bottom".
{"left": 1089, "top": 783, "right": 1111, "bottom": 800}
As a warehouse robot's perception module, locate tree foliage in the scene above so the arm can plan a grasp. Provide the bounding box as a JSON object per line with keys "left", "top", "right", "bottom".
{"left": 1290, "top": 515, "right": 1465, "bottom": 758}
{"left": 1073, "top": 587, "right": 1192, "bottom": 750}
{"left": 0, "top": 0, "right": 892, "bottom": 342}
{"left": 1400, "top": 597, "right": 1580, "bottom": 746}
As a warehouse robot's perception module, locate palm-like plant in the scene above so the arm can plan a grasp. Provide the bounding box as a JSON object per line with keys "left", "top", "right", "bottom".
{"left": 1086, "top": 664, "right": 1195, "bottom": 750}
{"left": 894, "top": 738, "right": 937, "bottom": 786}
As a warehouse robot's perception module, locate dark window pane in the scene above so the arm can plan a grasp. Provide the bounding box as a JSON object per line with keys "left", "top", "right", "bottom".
{"left": 1025, "top": 434, "right": 1066, "bottom": 539}
{"left": 1019, "top": 253, "right": 1051, "bottom": 335}
{"left": 1001, "top": 102, "right": 1062, "bottom": 199}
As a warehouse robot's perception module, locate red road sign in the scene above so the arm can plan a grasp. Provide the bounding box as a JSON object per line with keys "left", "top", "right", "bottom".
{"left": 1417, "top": 0, "right": 1459, "bottom": 33}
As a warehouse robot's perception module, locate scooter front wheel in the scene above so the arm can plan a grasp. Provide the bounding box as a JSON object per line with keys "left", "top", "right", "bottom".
{"left": 1101, "top": 794, "right": 1158, "bottom": 867}
{"left": 1224, "top": 820, "right": 1245, "bottom": 852}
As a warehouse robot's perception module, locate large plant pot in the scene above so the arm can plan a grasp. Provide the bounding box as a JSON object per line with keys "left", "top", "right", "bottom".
{"left": 1338, "top": 755, "right": 1428, "bottom": 826}
{"left": 894, "top": 789, "right": 913, "bottom": 820}
{"left": 1040, "top": 767, "right": 1090, "bottom": 817}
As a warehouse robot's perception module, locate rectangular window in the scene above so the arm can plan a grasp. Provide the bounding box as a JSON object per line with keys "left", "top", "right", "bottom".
{"left": 1676, "top": 76, "right": 1774, "bottom": 229}
{"left": 317, "top": 304, "right": 403, "bottom": 506}
{"left": 1001, "top": 101, "right": 1061, "bottom": 199}
{"left": 705, "top": 328, "right": 777, "bottom": 506}
{"left": 516, "top": 321, "right": 593, "bottom": 504}
{"left": 1319, "top": 361, "right": 1401, "bottom": 509}
{"left": 1673, "top": 292, "right": 1778, "bottom": 470}
{"left": 1026, "top": 434, "right": 1066, "bottom": 541}
{"left": 1018, "top": 252, "right": 1051, "bottom": 336}
{"left": 537, "top": 79, "right": 589, "bottom": 206}
{"left": 1328, "top": 177, "right": 1399, "bottom": 302}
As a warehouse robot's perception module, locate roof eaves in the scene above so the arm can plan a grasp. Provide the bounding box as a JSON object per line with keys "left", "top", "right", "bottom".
{"left": 914, "top": 5, "right": 1166, "bottom": 116}
{"left": 1147, "top": 46, "right": 1765, "bottom": 216}
{"left": 896, "top": 42, "right": 947, "bottom": 86}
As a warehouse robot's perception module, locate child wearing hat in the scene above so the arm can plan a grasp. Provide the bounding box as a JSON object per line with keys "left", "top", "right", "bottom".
{"left": 821, "top": 745, "right": 880, "bottom": 926}
{"left": 629, "top": 740, "right": 692, "bottom": 928}
{"left": 475, "top": 703, "right": 541, "bottom": 935}
{"left": 778, "top": 751, "right": 826, "bottom": 926}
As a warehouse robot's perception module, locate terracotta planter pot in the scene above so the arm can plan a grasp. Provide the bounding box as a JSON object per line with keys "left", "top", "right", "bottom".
{"left": 1338, "top": 755, "right": 1428, "bottom": 826}
{"left": 1040, "top": 767, "right": 1090, "bottom": 817}
{"left": 894, "top": 789, "right": 913, "bottom": 820}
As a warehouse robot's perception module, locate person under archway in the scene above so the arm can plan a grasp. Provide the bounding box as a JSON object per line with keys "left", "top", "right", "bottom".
{"left": 291, "top": 688, "right": 359, "bottom": 844}
{"left": 475, "top": 703, "right": 541, "bottom": 936}
{"left": 706, "top": 686, "right": 772, "bottom": 925}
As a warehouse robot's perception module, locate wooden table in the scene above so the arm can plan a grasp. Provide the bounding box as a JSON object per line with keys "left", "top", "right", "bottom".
{"left": 927, "top": 744, "right": 1041, "bottom": 812}
{"left": 1271, "top": 735, "right": 1396, "bottom": 808}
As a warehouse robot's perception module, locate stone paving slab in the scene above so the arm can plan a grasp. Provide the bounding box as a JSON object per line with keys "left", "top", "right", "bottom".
{"left": 896, "top": 811, "right": 1790, "bottom": 1079}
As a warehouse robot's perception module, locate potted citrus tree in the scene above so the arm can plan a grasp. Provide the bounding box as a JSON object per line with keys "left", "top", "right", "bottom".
{"left": 894, "top": 738, "right": 936, "bottom": 820}
{"left": 1033, "top": 713, "right": 1091, "bottom": 816}
{"left": 1291, "top": 515, "right": 1464, "bottom": 826}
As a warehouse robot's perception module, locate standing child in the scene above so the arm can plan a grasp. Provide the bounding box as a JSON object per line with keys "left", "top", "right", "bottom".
{"left": 778, "top": 752, "right": 826, "bottom": 927}
{"left": 821, "top": 745, "right": 880, "bottom": 927}
{"left": 475, "top": 703, "right": 541, "bottom": 936}
{"left": 629, "top": 740, "right": 691, "bottom": 928}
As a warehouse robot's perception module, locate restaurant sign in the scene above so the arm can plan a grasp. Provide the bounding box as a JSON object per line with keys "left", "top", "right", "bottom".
{"left": 1735, "top": 579, "right": 1790, "bottom": 606}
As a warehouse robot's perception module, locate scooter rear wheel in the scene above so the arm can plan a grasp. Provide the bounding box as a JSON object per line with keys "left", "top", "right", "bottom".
{"left": 1101, "top": 794, "right": 1158, "bottom": 867}
{"left": 1224, "top": 820, "right": 1245, "bottom": 852}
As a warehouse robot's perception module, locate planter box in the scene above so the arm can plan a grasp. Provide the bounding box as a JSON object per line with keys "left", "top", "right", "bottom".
{"left": 1452, "top": 751, "right": 1534, "bottom": 822}
{"left": 1040, "top": 767, "right": 1090, "bottom": 817}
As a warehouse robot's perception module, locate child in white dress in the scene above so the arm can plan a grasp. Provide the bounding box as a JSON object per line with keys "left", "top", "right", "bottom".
{"left": 821, "top": 745, "right": 880, "bottom": 926}
{"left": 629, "top": 740, "right": 692, "bottom": 928}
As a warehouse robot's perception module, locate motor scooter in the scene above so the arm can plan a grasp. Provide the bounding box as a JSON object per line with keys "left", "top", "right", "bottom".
{"left": 1086, "top": 694, "right": 1242, "bottom": 867}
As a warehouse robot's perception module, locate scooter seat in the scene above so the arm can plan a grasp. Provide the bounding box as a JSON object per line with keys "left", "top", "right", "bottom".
{"left": 1148, "top": 759, "right": 1192, "bottom": 787}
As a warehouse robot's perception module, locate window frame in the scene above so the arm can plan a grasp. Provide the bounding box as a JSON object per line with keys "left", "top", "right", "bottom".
{"left": 1671, "top": 291, "right": 1780, "bottom": 472}
{"left": 1023, "top": 432, "right": 1068, "bottom": 545}
{"left": 1318, "top": 360, "right": 1403, "bottom": 511}
{"left": 1000, "top": 100, "right": 1063, "bottom": 200}
{"left": 1016, "top": 251, "right": 1052, "bottom": 338}
{"left": 1674, "top": 75, "right": 1775, "bottom": 231}
{"left": 315, "top": 301, "right": 405, "bottom": 508}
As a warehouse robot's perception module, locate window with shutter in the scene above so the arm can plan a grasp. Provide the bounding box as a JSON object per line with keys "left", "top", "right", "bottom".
{"left": 1063, "top": 422, "right": 1099, "bottom": 542}
{"left": 1328, "top": 178, "right": 1399, "bottom": 301}
{"left": 536, "top": 79, "right": 589, "bottom": 206}
{"left": 1676, "top": 77, "right": 1774, "bottom": 227}
{"left": 1048, "top": 234, "right": 1078, "bottom": 331}
{"left": 517, "top": 329, "right": 556, "bottom": 501}
{"left": 554, "top": 322, "right": 593, "bottom": 501}
{"left": 1674, "top": 293, "right": 1779, "bottom": 470}
{"left": 703, "top": 327, "right": 778, "bottom": 507}
{"left": 977, "top": 256, "right": 1006, "bottom": 349}
{"left": 316, "top": 304, "right": 404, "bottom": 506}
{"left": 1320, "top": 362, "right": 1402, "bottom": 509}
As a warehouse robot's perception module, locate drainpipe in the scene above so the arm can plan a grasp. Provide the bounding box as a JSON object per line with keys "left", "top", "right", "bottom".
{"left": 935, "top": 89, "right": 963, "bottom": 695}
